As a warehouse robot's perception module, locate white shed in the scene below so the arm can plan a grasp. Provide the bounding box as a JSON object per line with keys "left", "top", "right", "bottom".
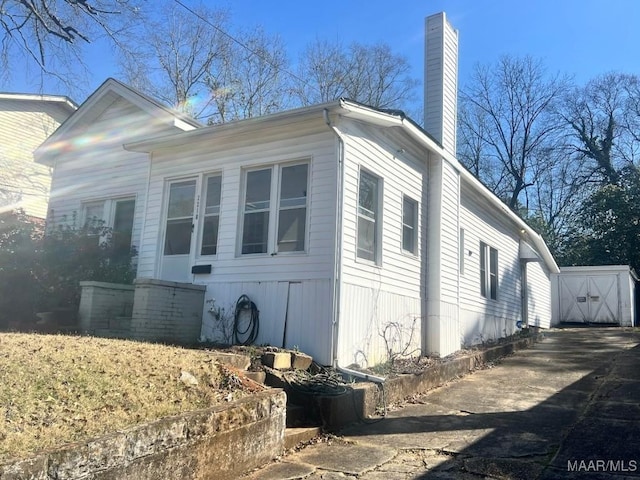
{"left": 552, "top": 266, "right": 638, "bottom": 326}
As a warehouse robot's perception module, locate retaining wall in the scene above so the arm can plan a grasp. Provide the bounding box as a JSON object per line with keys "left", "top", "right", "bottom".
{"left": 0, "top": 390, "right": 286, "bottom": 480}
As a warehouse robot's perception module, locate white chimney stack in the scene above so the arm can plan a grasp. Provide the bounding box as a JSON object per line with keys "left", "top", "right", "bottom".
{"left": 424, "top": 12, "right": 459, "bottom": 156}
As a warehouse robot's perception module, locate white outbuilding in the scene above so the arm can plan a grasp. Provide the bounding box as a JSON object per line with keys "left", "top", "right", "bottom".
{"left": 552, "top": 265, "right": 638, "bottom": 326}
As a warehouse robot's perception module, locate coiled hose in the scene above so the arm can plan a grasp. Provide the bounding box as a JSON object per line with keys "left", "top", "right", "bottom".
{"left": 233, "top": 294, "right": 259, "bottom": 345}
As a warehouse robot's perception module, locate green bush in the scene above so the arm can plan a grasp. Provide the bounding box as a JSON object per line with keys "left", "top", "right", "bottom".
{"left": 0, "top": 210, "right": 137, "bottom": 330}
{"left": 0, "top": 210, "right": 45, "bottom": 329}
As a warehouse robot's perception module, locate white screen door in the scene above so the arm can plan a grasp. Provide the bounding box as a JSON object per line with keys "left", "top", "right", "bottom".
{"left": 161, "top": 179, "right": 197, "bottom": 282}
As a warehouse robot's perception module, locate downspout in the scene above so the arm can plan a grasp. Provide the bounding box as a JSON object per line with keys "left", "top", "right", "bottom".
{"left": 323, "top": 108, "right": 386, "bottom": 387}
{"left": 139, "top": 151, "right": 154, "bottom": 278}
{"left": 323, "top": 108, "right": 344, "bottom": 370}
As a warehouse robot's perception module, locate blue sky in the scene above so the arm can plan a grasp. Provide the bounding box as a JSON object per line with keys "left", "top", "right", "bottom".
{"left": 3, "top": 0, "right": 639, "bottom": 105}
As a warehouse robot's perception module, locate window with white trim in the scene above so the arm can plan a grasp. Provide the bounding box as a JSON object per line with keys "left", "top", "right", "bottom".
{"left": 357, "top": 169, "right": 380, "bottom": 262}
{"left": 81, "top": 197, "right": 135, "bottom": 249}
{"left": 480, "top": 241, "right": 498, "bottom": 300}
{"left": 402, "top": 195, "right": 418, "bottom": 255}
{"left": 200, "top": 175, "right": 222, "bottom": 255}
{"left": 241, "top": 162, "right": 309, "bottom": 255}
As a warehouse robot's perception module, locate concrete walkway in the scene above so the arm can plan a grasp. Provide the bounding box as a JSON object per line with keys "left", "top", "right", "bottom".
{"left": 242, "top": 327, "right": 640, "bottom": 479}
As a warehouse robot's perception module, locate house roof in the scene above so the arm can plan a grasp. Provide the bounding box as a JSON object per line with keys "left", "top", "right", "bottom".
{"left": 124, "top": 96, "right": 559, "bottom": 274}
{"left": 0, "top": 92, "right": 78, "bottom": 113}
{"left": 34, "top": 78, "right": 202, "bottom": 165}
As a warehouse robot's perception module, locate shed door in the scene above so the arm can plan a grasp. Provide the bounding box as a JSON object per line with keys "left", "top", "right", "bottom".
{"left": 559, "top": 275, "right": 619, "bottom": 324}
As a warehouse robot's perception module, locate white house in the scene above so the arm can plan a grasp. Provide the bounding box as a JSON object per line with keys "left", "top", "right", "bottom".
{"left": 36, "top": 13, "right": 559, "bottom": 367}
{"left": 0, "top": 92, "right": 77, "bottom": 218}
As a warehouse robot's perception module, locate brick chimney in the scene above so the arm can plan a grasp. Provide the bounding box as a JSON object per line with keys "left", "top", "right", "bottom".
{"left": 424, "top": 12, "right": 459, "bottom": 156}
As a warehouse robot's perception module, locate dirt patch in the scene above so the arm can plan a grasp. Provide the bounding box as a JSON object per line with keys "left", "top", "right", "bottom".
{"left": 0, "top": 333, "right": 262, "bottom": 463}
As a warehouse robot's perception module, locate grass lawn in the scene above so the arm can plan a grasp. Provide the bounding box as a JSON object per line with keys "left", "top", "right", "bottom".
{"left": 0, "top": 333, "right": 258, "bottom": 463}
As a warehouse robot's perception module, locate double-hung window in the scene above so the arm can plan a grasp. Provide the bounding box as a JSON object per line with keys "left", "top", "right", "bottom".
{"left": 241, "top": 162, "right": 309, "bottom": 255}
{"left": 402, "top": 195, "right": 418, "bottom": 255}
{"left": 480, "top": 241, "right": 498, "bottom": 300}
{"left": 357, "top": 170, "right": 381, "bottom": 262}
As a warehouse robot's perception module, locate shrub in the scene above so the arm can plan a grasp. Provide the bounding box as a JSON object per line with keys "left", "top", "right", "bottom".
{"left": 0, "top": 210, "right": 45, "bottom": 329}
{"left": 0, "top": 210, "right": 137, "bottom": 330}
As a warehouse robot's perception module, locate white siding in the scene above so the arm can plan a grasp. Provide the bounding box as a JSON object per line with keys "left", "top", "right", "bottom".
{"left": 140, "top": 129, "right": 337, "bottom": 281}
{"left": 200, "top": 279, "right": 333, "bottom": 364}
{"left": 459, "top": 183, "right": 522, "bottom": 345}
{"left": 140, "top": 122, "right": 339, "bottom": 365}
{"left": 336, "top": 121, "right": 425, "bottom": 366}
{"left": 424, "top": 156, "right": 461, "bottom": 357}
{"left": 47, "top": 98, "right": 177, "bottom": 259}
{"left": 424, "top": 12, "right": 458, "bottom": 156}
{"left": 526, "top": 258, "right": 553, "bottom": 328}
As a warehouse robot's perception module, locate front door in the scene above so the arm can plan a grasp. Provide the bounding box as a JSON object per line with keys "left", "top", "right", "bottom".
{"left": 160, "top": 178, "right": 197, "bottom": 282}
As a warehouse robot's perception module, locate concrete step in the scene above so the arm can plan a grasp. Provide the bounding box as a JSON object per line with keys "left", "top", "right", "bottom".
{"left": 284, "top": 427, "right": 322, "bottom": 450}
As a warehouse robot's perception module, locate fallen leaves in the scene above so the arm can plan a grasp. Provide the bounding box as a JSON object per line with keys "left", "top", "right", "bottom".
{"left": 0, "top": 332, "right": 254, "bottom": 463}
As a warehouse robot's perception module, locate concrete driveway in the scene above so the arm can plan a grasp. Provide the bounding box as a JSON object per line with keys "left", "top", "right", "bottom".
{"left": 244, "top": 327, "right": 640, "bottom": 479}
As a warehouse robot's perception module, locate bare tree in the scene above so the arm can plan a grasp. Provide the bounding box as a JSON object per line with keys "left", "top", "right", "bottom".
{"left": 118, "top": 3, "right": 290, "bottom": 123}
{"left": 293, "top": 39, "right": 419, "bottom": 112}
{"left": 559, "top": 72, "right": 640, "bottom": 185}
{"left": 118, "top": 2, "right": 231, "bottom": 119}
{"left": 458, "top": 55, "right": 570, "bottom": 210}
{"left": 292, "top": 38, "right": 348, "bottom": 106}
{"left": 0, "top": 0, "right": 141, "bottom": 86}
{"left": 204, "top": 26, "right": 290, "bottom": 124}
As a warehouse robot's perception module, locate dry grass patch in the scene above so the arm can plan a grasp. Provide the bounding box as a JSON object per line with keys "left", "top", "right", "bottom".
{"left": 0, "top": 333, "right": 261, "bottom": 463}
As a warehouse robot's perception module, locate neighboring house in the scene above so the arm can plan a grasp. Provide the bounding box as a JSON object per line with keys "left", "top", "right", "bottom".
{"left": 36, "top": 13, "right": 560, "bottom": 367}
{"left": 0, "top": 92, "right": 77, "bottom": 218}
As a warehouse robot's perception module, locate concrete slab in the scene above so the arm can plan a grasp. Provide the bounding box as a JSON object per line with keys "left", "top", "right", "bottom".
{"left": 290, "top": 441, "right": 396, "bottom": 475}
{"left": 550, "top": 417, "right": 640, "bottom": 469}
{"left": 241, "top": 461, "right": 315, "bottom": 480}
{"left": 239, "top": 328, "right": 640, "bottom": 479}
{"left": 463, "top": 456, "right": 546, "bottom": 480}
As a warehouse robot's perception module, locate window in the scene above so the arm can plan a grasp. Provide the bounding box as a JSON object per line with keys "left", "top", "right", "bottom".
{"left": 357, "top": 170, "right": 380, "bottom": 262}
{"left": 81, "top": 197, "right": 135, "bottom": 247}
{"left": 402, "top": 195, "right": 418, "bottom": 254}
{"left": 112, "top": 199, "right": 135, "bottom": 253}
{"left": 200, "top": 175, "right": 222, "bottom": 255}
{"left": 241, "top": 162, "right": 308, "bottom": 255}
{"left": 277, "top": 164, "right": 308, "bottom": 252}
{"left": 242, "top": 168, "right": 272, "bottom": 254}
{"left": 480, "top": 241, "right": 498, "bottom": 300}
{"left": 82, "top": 201, "right": 105, "bottom": 230}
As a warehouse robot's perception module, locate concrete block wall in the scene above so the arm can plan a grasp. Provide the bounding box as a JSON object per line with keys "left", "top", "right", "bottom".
{"left": 78, "top": 281, "right": 135, "bottom": 333}
{"left": 130, "top": 278, "right": 206, "bottom": 345}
